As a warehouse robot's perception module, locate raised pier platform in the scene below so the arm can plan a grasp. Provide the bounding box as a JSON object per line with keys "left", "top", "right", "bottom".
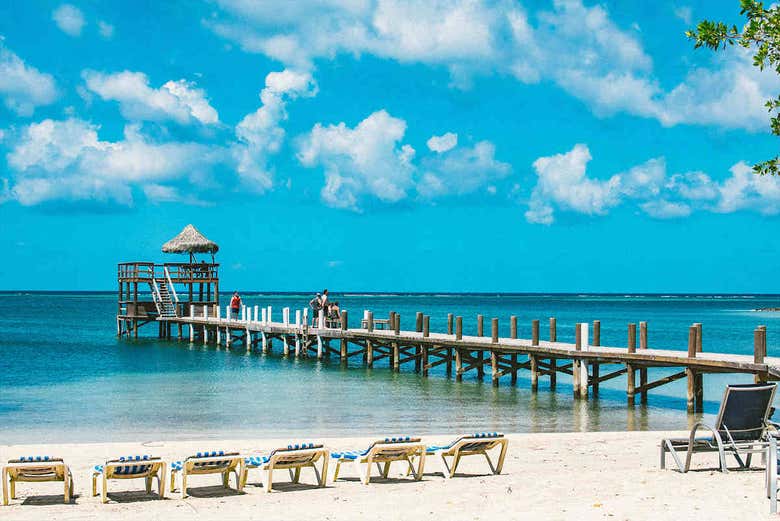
{"left": 143, "top": 305, "right": 778, "bottom": 413}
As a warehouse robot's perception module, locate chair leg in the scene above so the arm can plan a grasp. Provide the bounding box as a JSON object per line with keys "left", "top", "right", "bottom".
{"left": 484, "top": 452, "right": 497, "bottom": 474}
{"left": 266, "top": 467, "right": 273, "bottom": 493}
{"left": 64, "top": 471, "right": 71, "bottom": 504}
{"left": 381, "top": 462, "right": 390, "bottom": 479}
{"left": 181, "top": 472, "right": 188, "bottom": 499}
{"left": 363, "top": 457, "right": 374, "bottom": 485}
{"left": 293, "top": 467, "right": 301, "bottom": 484}
{"left": 235, "top": 465, "right": 244, "bottom": 492}
{"left": 102, "top": 471, "right": 108, "bottom": 504}
{"left": 450, "top": 454, "right": 462, "bottom": 478}
{"left": 414, "top": 452, "right": 426, "bottom": 481}
{"left": 222, "top": 471, "right": 229, "bottom": 489}
{"left": 146, "top": 475, "right": 153, "bottom": 494}
{"left": 317, "top": 459, "right": 328, "bottom": 488}
{"left": 159, "top": 466, "right": 166, "bottom": 499}
{"left": 495, "top": 441, "right": 508, "bottom": 474}
{"left": 440, "top": 454, "right": 452, "bottom": 478}
{"left": 333, "top": 461, "right": 342, "bottom": 482}
{"left": 170, "top": 470, "right": 176, "bottom": 493}
{"left": 10, "top": 478, "right": 15, "bottom": 500}
{"left": 92, "top": 473, "right": 98, "bottom": 497}
{"left": 1, "top": 469, "right": 8, "bottom": 506}
{"left": 664, "top": 440, "right": 685, "bottom": 472}
{"left": 659, "top": 442, "right": 666, "bottom": 469}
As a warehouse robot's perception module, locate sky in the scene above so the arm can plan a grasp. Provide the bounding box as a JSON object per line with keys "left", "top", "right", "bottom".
{"left": 0, "top": 0, "right": 779, "bottom": 293}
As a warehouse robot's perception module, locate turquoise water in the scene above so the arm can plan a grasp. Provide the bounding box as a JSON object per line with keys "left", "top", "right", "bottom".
{"left": 1, "top": 292, "right": 779, "bottom": 443}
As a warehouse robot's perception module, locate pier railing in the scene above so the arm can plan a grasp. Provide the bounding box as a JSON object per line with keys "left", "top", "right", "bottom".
{"left": 118, "top": 262, "right": 219, "bottom": 282}
{"left": 125, "top": 303, "right": 778, "bottom": 413}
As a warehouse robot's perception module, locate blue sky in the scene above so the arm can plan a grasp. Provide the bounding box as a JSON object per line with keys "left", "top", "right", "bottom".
{"left": 0, "top": 0, "right": 779, "bottom": 292}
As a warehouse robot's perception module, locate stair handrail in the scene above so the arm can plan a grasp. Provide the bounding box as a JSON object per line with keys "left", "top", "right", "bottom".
{"left": 150, "top": 277, "right": 163, "bottom": 315}
{"left": 163, "top": 266, "right": 179, "bottom": 304}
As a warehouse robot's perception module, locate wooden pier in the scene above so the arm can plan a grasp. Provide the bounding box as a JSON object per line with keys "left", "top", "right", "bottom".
{"left": 117, "top": 225, "right": 778, "bottom": 414}
{"left": 142, "top": 303, "right": 778, "bottom": 413}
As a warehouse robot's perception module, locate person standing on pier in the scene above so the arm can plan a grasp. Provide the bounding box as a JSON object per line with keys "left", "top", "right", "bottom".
{"left": 309, "top": 293, "right": 322, "bottom": 325}
{"left": 321, "top": 289, "right": 329, "bottom": 316}
{"left": 230, "top": 291, "right": 241, "bottom": 319}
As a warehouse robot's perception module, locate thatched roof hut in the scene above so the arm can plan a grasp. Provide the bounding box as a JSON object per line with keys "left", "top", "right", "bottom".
{"left": 162, "top": 224, "right": 218, "bottom": 261}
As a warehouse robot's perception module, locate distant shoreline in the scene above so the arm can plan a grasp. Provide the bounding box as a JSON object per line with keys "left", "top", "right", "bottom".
{"left": 1, "top": 290, "right": 780, "bottom": 297}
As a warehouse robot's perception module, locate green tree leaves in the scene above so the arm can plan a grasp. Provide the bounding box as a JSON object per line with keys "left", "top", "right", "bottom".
{"left": 687, "top": 0, "right": 780, "bottom": 175}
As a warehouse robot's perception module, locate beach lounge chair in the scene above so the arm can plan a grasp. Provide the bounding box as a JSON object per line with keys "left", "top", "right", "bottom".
{"left": 92, "top": 455, "right": 166, "bottom": 503}
{"left": 660, "top": 383, "right": 777, "bottom": 473}
{"left": 240, "top": 443, "right": 329, "bottom": 492}
{"left": 331, "top": 437, "right": 426, "bottom": 485}
{"left": 169, "top": 451, "right": 244, "bottom": 499}
{"left": 2, "top": 456, "right": 73, "bottom": 505}
{"left": 422, "top": 432, "right": 508, "bottom": 478}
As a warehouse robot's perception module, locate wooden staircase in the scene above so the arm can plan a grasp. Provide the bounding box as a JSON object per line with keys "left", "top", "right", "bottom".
{"left": 151, "top": 278, "right": 177, "bottom": 318}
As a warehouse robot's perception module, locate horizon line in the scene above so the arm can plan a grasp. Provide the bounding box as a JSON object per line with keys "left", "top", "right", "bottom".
{"left": 0, "top": 290, "right": 779, "bottom": 297}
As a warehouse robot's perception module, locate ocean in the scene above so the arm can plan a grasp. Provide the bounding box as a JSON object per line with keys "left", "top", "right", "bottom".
{"left": 1, "top": 292, "right": 778, "bottom": 443}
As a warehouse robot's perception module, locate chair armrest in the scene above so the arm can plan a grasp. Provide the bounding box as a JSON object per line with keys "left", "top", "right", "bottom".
{"left": 688, "top": 422, "right": 723, "bottom": 450}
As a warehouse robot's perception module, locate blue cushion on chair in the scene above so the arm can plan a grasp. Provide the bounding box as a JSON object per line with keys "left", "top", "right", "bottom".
{"left": 244, "top": 456, "right": 270, "bottom": 467}
{"left": 115, "top": 455, "right": 152, "bottom": 475}
{"left": 171, "top": 461, "right": 183, "bottom": 472}
{"left": 330, "top": 450, "right": 365, "bottom": 461}
{"left": 287, "top": 442, "right": 316, "bottom": 450}
{"left": 20, "top": 456, "right": 52, "bottom": 462}
{"left": 94, "top": 455, "right": 152, "bottom": 475}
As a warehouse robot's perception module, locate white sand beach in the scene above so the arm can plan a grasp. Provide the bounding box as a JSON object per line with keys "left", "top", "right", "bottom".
{"left": 0, "top": 430, "right": 772, "bottom": 520}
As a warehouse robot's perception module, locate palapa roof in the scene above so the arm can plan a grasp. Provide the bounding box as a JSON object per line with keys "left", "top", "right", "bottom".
{"left": 161, "top": 224, "right": 219, "bottom": 254}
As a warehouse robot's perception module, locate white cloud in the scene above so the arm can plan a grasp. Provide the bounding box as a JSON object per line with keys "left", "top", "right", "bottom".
{"left": 209, "top": 0, "right": 777, "bottom": 132}
{"left": 298, "top": 110, "right": 415, "bottom": 210}
{"left": 0, "top": 43, "right": 58, "bottom": 116}
{"left": 658, "top": 51, "right": 780, "bottom": 131}
{"left": 5, "top": 118, "right": 224, "bottom": 206}
{"left": 523, "top": 143, "right": 780, "bottom": 223}
{"left": 620, "top": 157, "right": 666, "bottom": 198}
{"left": 674, "top": 6, "right": 693, "bottom": 25}
{"left": 418, "top": 140, "right": 510, "bottom": 198}
{"left": 667, "top": 171, "right": 718, "bottom": 201}
{"left": 715, "top": 161, "right": 780, "bottom": 215}
{"left": 142, "top": 184, "right": 209, "bottom": 206}
{"left": 234, "top": 69, "right": 317, "bottom": 192}
{"left": 209, "top": 0, "right": 503, "bottom": 73}
{"left": 98, "top": 21, "right": 115, "bottom": 39}
{"left": 52, "top": 4, "right": 85, "bottom": 37}
{"left": 426, "top": 132, "right": 457, "bottom": 153}
{"left": 640, "top": 199, "right": 691, "bottom": 219}
{"left": 82, "top": 70, "right": 219, "bottom": 125}
{"left": 525, "top": 144, "right": 621, "bottom": 224}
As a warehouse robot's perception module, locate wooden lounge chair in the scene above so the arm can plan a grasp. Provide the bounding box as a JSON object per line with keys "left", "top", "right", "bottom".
{"left": 169, "top": 451, "right": 244, "bottom": 499}
{"left": 660, "top": 383, "right": 777, "bottom": 473}
{"left": 331, "top": 437, "right": 426, "bottom": 485}
{"left": 423, "top": 432, "right": 508, "bottom": 478}
{"left": 2, "top": 456, "right": 73, "bottom": 505}
{"left": 92, "top": 455, "right": 166, "bottom": 503}
{"left": 240, "top": 443, "right": 329, "bottom": 492}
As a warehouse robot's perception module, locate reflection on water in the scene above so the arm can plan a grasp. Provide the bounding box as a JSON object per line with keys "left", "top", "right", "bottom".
{"left": 2, "top": 292, "right": 777, "bottom": 443}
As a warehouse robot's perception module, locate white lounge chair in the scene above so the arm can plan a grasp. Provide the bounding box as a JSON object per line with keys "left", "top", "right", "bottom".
{"left": 423, "top": 432, "right": 508, "bottom": 478}
{"left": 170, "top": 451, "right": 244, "bottom": 499}
{"left": 331, "top": 437, "right": 426, "bottom": 485}
{"left": 2, "top": 456, "right": 73, "bottom": 505}
{"left": 241, "top": 443, "right": 329, "bottom": 492}
{"left": 92, "top": 455, "right": 166, "bottom": 503}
